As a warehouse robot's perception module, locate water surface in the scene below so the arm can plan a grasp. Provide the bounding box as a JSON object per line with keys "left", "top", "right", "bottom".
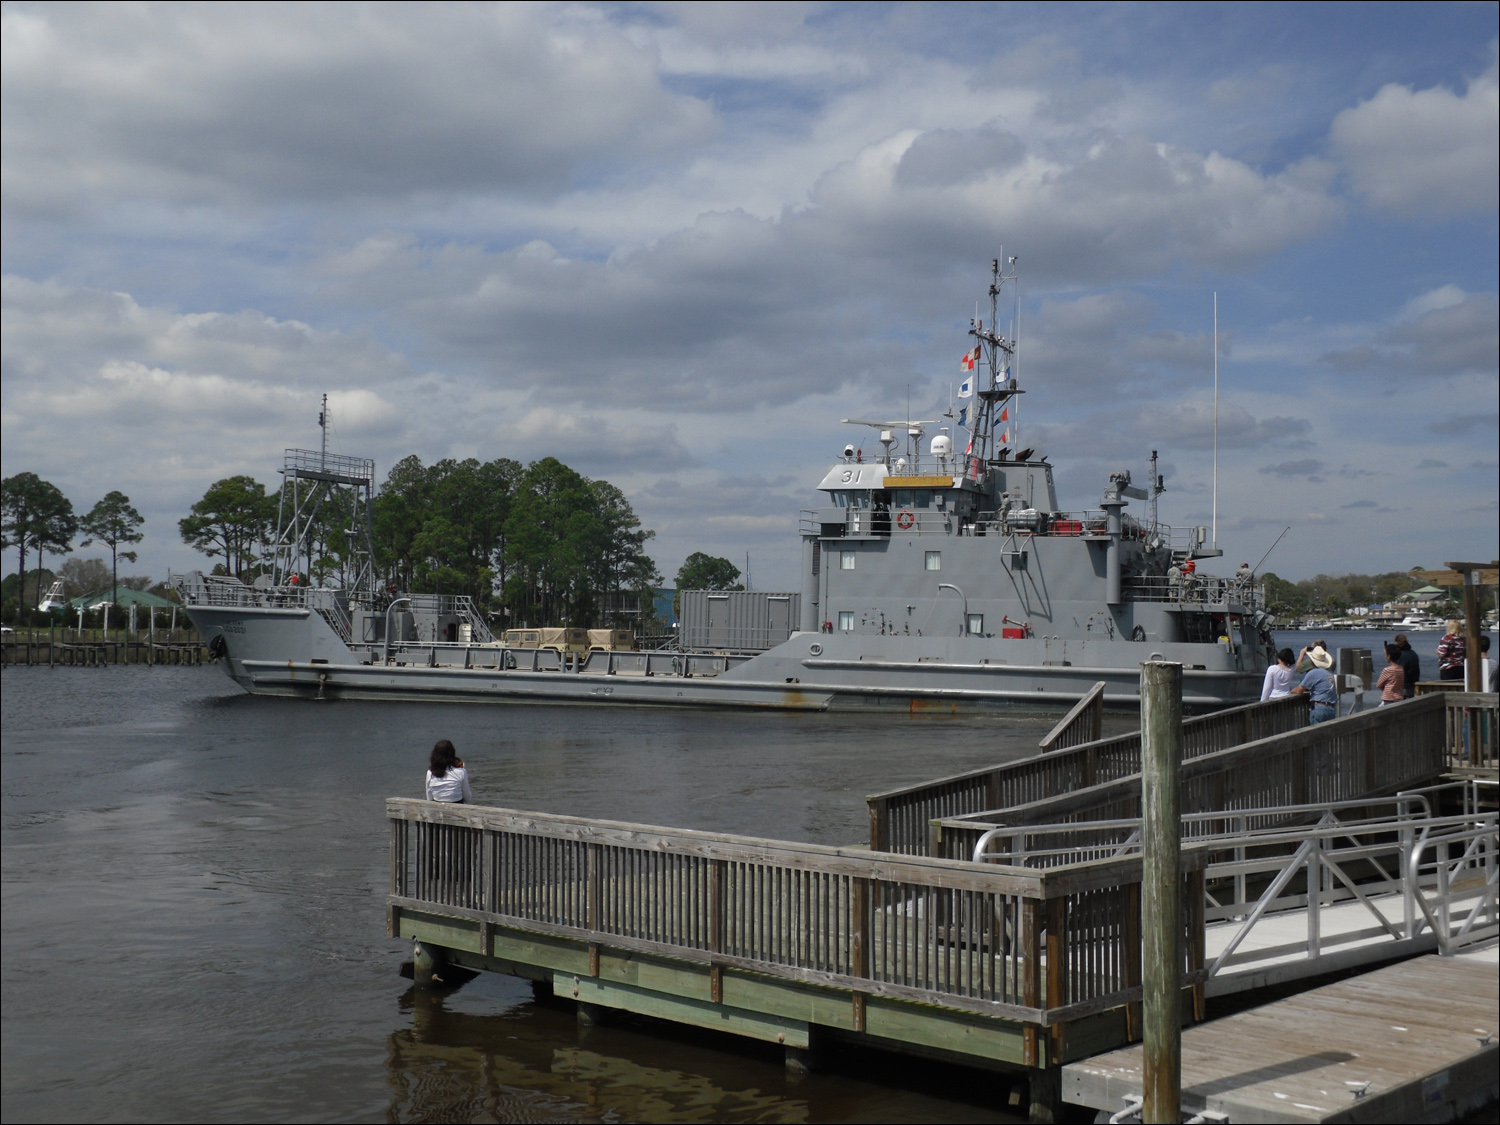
{"left": 3, "top": 665, "right": 1115, "bottom": 1123}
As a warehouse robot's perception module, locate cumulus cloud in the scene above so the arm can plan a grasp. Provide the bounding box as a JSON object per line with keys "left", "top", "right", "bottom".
{"left": 0, "top": 4, "right": 714, "bottom": 211}
{"left": 1330, "top": 52, "right": 1499, "bottom": 217}
{"left": 1320, "top": 287, "right": 1499, "bottom": 379}
{"left": 0, "top": 277, "right": 411, "bottom": 486}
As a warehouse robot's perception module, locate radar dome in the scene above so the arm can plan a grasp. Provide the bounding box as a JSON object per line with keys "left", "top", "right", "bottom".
{"left": 930, "top": 434, "right": 953, "bottom": 456}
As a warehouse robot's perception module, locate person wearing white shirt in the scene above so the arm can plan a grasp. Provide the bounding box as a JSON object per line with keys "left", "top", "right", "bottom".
{"left": 1260, "top": 647, "right": 1296, "bottom": 700}
{"left": 425, "top": 739, "right": 473, "bottom": 803}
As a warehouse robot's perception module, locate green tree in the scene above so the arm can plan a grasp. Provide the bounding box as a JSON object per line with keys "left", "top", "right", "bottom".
{"left": 60, "top": 557, "right": 112, "bottom": 599}
{"left": 589, "top": 479, "right": 660, "bottom": 621}
{"left": 80, "top": 491, "right": 145, "bottom": 607}
{"left": 179, "top": 476, "right": 275, "bottom": 578}
{"left": 503, "top": 457, "right": 599, "bottom": 624}
{"left": 676, "top": 552, "right": 743, "bottom": 592}
{"left": 373, "top": 456, "right": 520, "bottom": 602}
{"left": 1, "top": 472, "right": 76, "bottom": 617}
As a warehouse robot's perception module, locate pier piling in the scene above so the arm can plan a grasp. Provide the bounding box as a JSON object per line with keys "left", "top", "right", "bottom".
{"left": 1140, "top": 660, "right": 1182, "bottom": 1124}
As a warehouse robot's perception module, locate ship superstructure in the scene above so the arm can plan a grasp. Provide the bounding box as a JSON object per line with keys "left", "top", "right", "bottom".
{"left": 172, "top": 262, "right": 1271, "bottom": 711}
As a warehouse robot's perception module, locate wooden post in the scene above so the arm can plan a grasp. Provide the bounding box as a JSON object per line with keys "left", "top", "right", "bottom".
{"left": 1463, "top": 572, "right": 1482, "bottom": 693}
{"left": 1141, "top": 660, "right": 1182, "bottom": 1124}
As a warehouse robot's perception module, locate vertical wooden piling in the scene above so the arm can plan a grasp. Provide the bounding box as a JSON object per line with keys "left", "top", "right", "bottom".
{"left": 1141, "top": 660, "right": 1182, "bottom": 1124}
{"left": 1462, "top": 570, "right": 1482, "bottom": 694}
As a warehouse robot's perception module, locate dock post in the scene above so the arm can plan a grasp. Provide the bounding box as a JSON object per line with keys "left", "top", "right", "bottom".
{"left": 1140, "top": 660, "right": 1182, "bottom": 1124}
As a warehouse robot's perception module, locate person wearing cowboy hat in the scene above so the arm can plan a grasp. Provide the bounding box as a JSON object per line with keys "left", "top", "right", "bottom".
{"left": 1292, "top": 642, "right": 1338, "bottom": 724}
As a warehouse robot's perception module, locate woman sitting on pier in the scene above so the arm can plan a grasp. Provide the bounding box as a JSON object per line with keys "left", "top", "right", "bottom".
{"left": 425, "top": 740, "right": 473, "bottom": 804}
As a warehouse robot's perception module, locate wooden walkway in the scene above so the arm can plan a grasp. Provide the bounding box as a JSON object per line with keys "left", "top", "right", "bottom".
{"left": 387, "top": 694, "right": 1498, "bottom": 1121}
{"left": 1062, "top": 948, "right": 1499, "bottom": 1123}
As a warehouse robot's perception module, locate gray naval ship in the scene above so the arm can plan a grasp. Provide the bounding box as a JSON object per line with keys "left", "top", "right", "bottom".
{"left": 172, "top": 263, "right": 1272, "bottom": 711}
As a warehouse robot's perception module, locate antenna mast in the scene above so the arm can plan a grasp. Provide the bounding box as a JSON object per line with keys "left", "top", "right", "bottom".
{"left": 968, "top": 255, "right": 1020, "bottom": 462}
{"left": 1212, "top": 294, "right": 1218, "bottom": 549}
{"left": 319, "top": 393, "right": 329, "bottom": 471}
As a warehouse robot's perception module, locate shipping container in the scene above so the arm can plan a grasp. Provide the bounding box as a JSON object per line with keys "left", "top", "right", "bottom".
{"left": 679, "top": 590, "right": 800, "bottom": 652}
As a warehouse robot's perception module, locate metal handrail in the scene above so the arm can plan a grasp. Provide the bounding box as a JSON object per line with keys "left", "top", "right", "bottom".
{"left": 971, "top": 791, "right": 1439, "bottom": 865}
{"left": 1407, "top": 813, "right": 1500, "bottom": 954}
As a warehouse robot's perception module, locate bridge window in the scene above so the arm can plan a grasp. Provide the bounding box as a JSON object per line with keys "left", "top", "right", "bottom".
{"left": 841, "top": 550, "right": 856, "bottom": 570}
{"left": 831, "top": 491, "right": 870, "bottom": 509}
{"left": 838, "top": 611, "right": 854, "bottom": 631}
{"left": 925, "top": 551, "right": 941, "bottom": 571}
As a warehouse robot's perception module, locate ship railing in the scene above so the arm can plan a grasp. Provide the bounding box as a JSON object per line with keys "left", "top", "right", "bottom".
{"left": 282, "top": 447, "right": 375, "bottom": 483}
{"left": 1125, "top": 573, "right": 1259, "bottom": 609}
{"left": 866, "top": 695, "right": 1309, "bottom": 855}
{"left": 168, "top": 570, "right": 354, "bottom": 642}
{"left": 388, "top": 798, "right": 1209, "bottom": 1031}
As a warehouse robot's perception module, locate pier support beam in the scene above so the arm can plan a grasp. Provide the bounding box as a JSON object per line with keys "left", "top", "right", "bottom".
{"left": 1140, "top": 660, "right": 1182, "bottom": 1124}
{"left": 411, "top": 940, "right": 446, "bottom": 988}
{"left": 1027, "top": 1066, "right": 1061, "bottom": 1123}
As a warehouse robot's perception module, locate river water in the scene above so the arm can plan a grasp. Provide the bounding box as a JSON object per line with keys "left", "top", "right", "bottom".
{"left": 3, "top": 664, "right": 1140, "bottom": 1123}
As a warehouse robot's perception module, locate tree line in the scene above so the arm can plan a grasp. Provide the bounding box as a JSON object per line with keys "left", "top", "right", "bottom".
{"left": 1, "top": 473, "right": 144, "bottom": 620}
{"left": 5, "top": 460, "right": 747, "bottom": 630}
{"left": 1260, "top": 570, "right": 1456, "bottom": 616}
{"left": 174, "top": 455, "right": 663, "bottom": 627}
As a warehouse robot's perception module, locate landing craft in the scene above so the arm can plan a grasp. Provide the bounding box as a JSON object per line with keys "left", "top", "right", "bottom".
{"left": 172, "top": 262, "right": 1272, "bottom": 710}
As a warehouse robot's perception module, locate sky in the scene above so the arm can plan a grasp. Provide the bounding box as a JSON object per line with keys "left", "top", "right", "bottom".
{"left": 2, "top": 0, "right": 1496, "bottom": 591}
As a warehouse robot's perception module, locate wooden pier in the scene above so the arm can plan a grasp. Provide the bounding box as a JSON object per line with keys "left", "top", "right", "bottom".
{"left": 388, "top": 692, "right": 1498, "bottom": 1122}
{"left": 1, "top": 629, "right": 206, "bottom": 666}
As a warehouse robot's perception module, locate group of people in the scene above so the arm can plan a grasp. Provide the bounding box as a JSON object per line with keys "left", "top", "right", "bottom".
{"left": 1261, "top": 625, "right": 1495, "bottom": 724}
{"left": 1258, "top": 640, "right": 1344, "bottom": 724}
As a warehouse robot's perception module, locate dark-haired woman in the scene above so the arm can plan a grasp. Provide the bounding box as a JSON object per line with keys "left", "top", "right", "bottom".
{"left": 1375, "top": 645, "right": 1405, "bottom": 706}
{"left": 1260, "top": 648, "right": 1296, "bottom": 700}
{"left": 425, "top": 740, "right": 473, "bottom": 803}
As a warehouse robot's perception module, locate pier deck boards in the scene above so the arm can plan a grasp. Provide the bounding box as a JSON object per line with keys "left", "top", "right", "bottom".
{"left": 1062, "top": 948, "right": 1499, "bottom": 1123}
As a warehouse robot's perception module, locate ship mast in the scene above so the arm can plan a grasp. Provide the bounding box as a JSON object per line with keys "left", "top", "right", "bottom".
{"left": 968, "top": 256, "right": 1020, "bottom": 462}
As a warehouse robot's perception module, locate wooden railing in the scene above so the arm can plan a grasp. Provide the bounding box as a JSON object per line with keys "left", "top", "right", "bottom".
{"left": 1438, "top": 692, "right": 1498, "bottom": 770}
{"left": 867, "top": 695, "right": 1308, "bottom": 854}
{"left": 387, "top": 799, "right": 1205, "bottom": 1039}
{"left": 933, "top": 694, "right": 1448, "bottom": 861}
{"left": 1037, "top": 681, "right": 1105, "bottom": 753}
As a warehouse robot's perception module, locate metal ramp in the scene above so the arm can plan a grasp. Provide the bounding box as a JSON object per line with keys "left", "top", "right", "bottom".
{"left": 971, "top": 781, "right": 1499, "bottom": 995}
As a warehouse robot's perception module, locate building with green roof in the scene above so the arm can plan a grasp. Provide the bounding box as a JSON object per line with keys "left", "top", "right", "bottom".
{"left": 68, "top": 587, "right": 176, "bottom": 611}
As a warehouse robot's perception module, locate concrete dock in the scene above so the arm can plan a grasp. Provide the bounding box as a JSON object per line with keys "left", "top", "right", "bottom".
{"left": 1062, "top": 947, "right": 1498, "bottom": 1123}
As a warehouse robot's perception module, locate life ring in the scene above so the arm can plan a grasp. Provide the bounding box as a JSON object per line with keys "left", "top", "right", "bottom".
{"left": 896, "top": 509, "right": 915, "bottom": 529}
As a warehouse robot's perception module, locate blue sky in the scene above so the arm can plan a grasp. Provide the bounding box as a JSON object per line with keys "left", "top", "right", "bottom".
{"left": 2, "top": 1, "right": 1496, "bottom": 589}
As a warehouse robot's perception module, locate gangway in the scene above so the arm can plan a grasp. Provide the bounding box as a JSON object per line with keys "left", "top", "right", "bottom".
{"left": 971, "top": 781, "right": 1499, "bottom": 993}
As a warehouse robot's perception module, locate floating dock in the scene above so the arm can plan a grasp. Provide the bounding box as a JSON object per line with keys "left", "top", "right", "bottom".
{"left": 1063, "top": 950, "right": 1498, "bottom": 1123}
